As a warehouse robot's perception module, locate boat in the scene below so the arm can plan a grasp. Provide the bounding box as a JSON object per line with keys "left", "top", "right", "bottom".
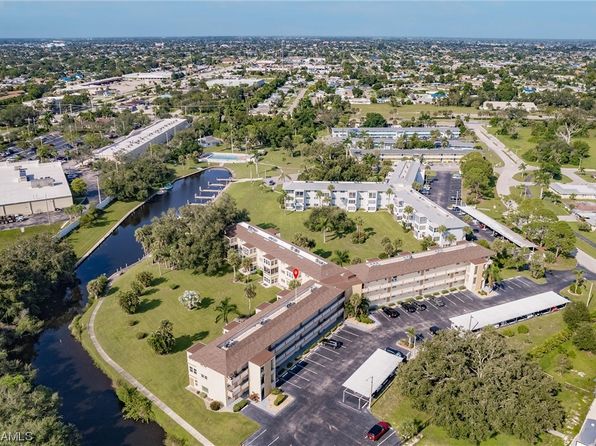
{"left": 157, "top": 183, "right": 174, "bottom": 194}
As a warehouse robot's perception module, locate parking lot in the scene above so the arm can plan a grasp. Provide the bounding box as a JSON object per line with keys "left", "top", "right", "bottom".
{"left": 242, "top": 272, "right": 582, "bottom": 446}
{"left": 426, "top": 171, "right": 461, "bottom": 209}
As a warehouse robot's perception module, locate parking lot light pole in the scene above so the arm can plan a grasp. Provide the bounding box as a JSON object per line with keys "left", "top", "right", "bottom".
{"left": 367, "top": 376, "right": 374, "bottom": 408}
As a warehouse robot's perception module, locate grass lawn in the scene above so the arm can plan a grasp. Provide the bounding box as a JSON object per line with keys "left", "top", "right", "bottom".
{"left": 512, "top": 172, "right": 572, "bottom": 184}
{"left": 226, "top": 181, "right": 422, "bottom": 261}
{"left": 0, "top": 222, "right": 63, "bottom": 251}
{"left": 568, "top": 223, "right": 596, "bottom": 258}
{"left": 83, "top": 260, "right": 281, "bottom": 446}
{"left": 352, "top": 104, "right": 476, "bottom": 121}
{"left": 209, "top": 148, "right": 306, "bottom": 180}
{"left": 66, "top": 200, "right": 141, "bottom": 258}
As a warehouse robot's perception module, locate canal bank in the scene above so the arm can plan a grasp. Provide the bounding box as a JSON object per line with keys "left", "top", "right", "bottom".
{"left": 32, "top": 168, "right": 232, "bottom": 446}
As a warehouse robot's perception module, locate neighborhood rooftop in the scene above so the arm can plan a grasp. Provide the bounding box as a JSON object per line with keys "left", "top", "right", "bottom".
{"left": 0, "top": 160, "right": 71, "bottom": 205}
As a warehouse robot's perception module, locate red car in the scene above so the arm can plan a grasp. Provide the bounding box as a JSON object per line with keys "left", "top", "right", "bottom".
{"left": 367, "top": 421, "right": 391, "bottom": 441}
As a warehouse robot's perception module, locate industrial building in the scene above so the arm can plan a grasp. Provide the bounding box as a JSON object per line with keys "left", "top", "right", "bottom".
{"left": 186, "top": 222, "right": 492, "bottom": 407}
{"left": 94, "top": 118, "right": 189, "bottom": 161}
{"left": 122, "top": 71, "right": 173, "bottom": 81}
{"left": 0, "top": 160, "right": 73, "bottom": 216}
{"left": 205, "top": 78, "right": 265, "bottom": 88}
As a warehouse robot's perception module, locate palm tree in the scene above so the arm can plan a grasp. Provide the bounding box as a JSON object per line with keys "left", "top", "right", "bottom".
{"left": 244, "top": 282, "right": 257, "bottom": 312}
{"left": 333, "top": 250, "right": 350, "bottom": 266}
{"left": 445, "top": 232, "right": 457, "bottom": 245}
{"left": 573, "top": 269, "right": 585, "bottom": 294}
{"left": 385, "top": 188, "right": 394, "bottom": 209}
{"left": 227, "top": 249, "right": 241, "bottom": 282}
{"left": 437, "top": 224, "right": 447, "bottom": 245}
{"left": 215, "top": 297, "right": 238, "bottom": 324}
{"left": 519, "top": 162, "right": 528, "bottom": 180}
{"left": 405, "top": 327, "right": 416, "bottom": 348}
{"left": 316, "top": 190, "right": 324, "bottom": 207}
{"left": 354, "top": 216, "right": 364, "bottom": 237}
{"left": 241, "top": 257, "right": 254, "bottom": 277}
{"left": 483, "top": 263, "right": 502, "bottom": 290}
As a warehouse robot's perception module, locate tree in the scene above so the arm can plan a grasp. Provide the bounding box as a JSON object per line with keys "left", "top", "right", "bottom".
{"left": 483, "top": 263, "right": 501, "bottom": 289}
{"left": 241, "top": 257, "right": 254, "bottom": 278}
{"left": 332, "top": 250, "right": 350, "bottom": 266}
{"left": 362, "top": 112, "right": 387, "bottom": 128}
{"left": 136, "top": 271, "right": 154, "bottom": 288}
{"left": 130, "top": 280, "right": 145, "bottom": 297}
{"left": 118, "top": 290, "right": 140, "bottom": 314}
{"left": 405, "top": 327, "right": 417, "bottom": 348}
{"left": 571, "top": 269, "right": 585, "bottom": 294}
{"left": 563, "top": 301, "right": 590, "bottom": 330}
{"left": 420, "top": 236, "right": 437, "bottom": 251}
{"left": 292, "top": 233, "right": 315, "bottom": 249}
{"left": 244, "top": 282, "right": 257, "bottom": 312}
{"left": 544, "top": 222, "right": 575, "bottom": 258}
{"left": 227, "top": 249, "right": 241, "bottom": 282}
{"left": 397, "top": 329, "right": 564, "bottom": 443}
{"left": 572, "top": 323, "right": 596, "bottom": 352}
{"left": 214, "top": 297, "right": 238, "bottom": 324}
{"left": 179, "top": 290, "right": 201, "bottom": 310}
{"left": 344, "top": 293, "right": 369, "bottom": 320}
{"left": 147, "top": 320, "right": 175, "bottom": 354}
{"left": 381, "top": 237, "right": 403, "bottom": 257}
{"left": 64, "top": 204, "right": 84, "bottom": 222}
{"left": 529, "top": 254, "right": 545, "bottom": 279}
{"left": 79, "top": 203, "right": 102, "bottom": 228}
{"left": 87, "top": 274, "right": 109, "bottom": 299}
{"left": 115, "top": 381, "right": 153, "bottom": 423}
{"left": 69, "top": 178, "right": 87, "bottom": 197}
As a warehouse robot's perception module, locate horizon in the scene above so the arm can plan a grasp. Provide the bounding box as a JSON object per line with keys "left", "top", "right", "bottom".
{"left": 1, "top": 1, "right": 595, "bottom": 40}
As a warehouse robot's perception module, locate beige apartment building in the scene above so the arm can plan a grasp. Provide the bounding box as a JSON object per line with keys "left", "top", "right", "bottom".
{"left": 186, "top": 223, "right": 493, "bottom": 407}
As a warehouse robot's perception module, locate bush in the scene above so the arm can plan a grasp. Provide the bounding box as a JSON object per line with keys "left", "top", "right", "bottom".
{"left": 530, "top": 328, "right": 573, "bottom": 358}
{"left": 517, "top": 325, "right": 529, "bottom": 334}
{"left": 209, "top": 401, "right": 222, "bottom": 411}
{"left": 199, "top": 392, "right": 207, "bottom": 398}
{"left": 572, "top": 323, "right": 596, "bottom": 352}
{"left": 128, "top": 319, "right": 139, "bottom": 326}
{"left": 130, "top": 280, "right": 145, "bottom": 297}
{"left": 563, "top": 302, "right": 591, "bottom": 330}
{"left": 357, "top": 314, "right": 374, "bottom": 324}
{"left": 273, "top": 393, "right": 287, "bottom": 406}
{"left": 118, "top": 290, "right": 140, "bottom": 314}
{"left": 399, "top": 419, "right": 422, "bottom": 442}
{"left": 502, "top": 329, "right": 515, "bottom": 337}
{"left": 136, "top": 332, "right": 147, "bottom": 339}
{"left": 233, "top": 400, "right": 249, "bottom": 412}
{"left": 169, "top": 283, "right": 179, "bottom": 290}
{"left": 270, "top": 387, "right": 282, "bottom": 395}
{"left": 136, "top": 271, "right": 154, "bottom": 287}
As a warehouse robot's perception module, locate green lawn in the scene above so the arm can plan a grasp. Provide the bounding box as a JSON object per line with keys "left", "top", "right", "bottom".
{"left": 0, "top": 222, "right": 63, "bottom": 252}
{"left": 226, "top": 181, "right": 422, "bottom": 260}
{"left": 83, "top": 260, "right": 280, "bottom": 446}
{"left": 66, "top": 200, "right": 141, "bottom": 258}
{"left": 210, "top": 148, "right": 306, "bottom": 180}
{"left": 353, "top": 103, "right": 477, "bottom": 120}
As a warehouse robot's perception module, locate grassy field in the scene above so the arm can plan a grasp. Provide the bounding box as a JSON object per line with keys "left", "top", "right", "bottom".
{"left": 65, "top": 200, "right": 140, "bottom": 258}
{"left": 488, "top": 127, "right": 596, "bottom": 170}
{"left": 82, "top": 260, "right": 281, "bottom": 446}
{"left": 374, "top": 282, "right": 595, "bottom": 445}
{"left": 226, "top": 181, "right": 422, "bottom": 260}
{"left": 352, "top": 104, "right": 477, "bottom": 121}
{"left": 0, "top": 222, "right": 63, "bottom": 251}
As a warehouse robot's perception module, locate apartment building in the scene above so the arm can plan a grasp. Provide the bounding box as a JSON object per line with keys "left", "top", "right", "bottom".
{"left": 283, "top": 160, "right": 467, "bottom": 246}
{"left": 187, "top": 224, "right": 492, "bottom": 406}
{"left": 331, "top": 126, "right": 461, "bottom": 140}
{"left": 348, "top": 242, "right": 493, "bottom": 305}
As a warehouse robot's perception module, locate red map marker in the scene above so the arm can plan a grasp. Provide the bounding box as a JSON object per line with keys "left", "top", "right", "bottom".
{"left": 292, "top": 268, "right": 300, "bottom": 279}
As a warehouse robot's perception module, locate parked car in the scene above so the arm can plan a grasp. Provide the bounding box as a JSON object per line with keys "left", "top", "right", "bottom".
{"left": 400, "top": 302, "right": 416, "bottom": 313}
{"left": 382, "top": 307, "right": 400, "bottom": 318}
{"left": 322, "top": 338, "right": 342, "bottom": 349}
{"left": 415, "top": 333, "right": 425, "bottom": 343}
{"left": 413, "top": 302, "right": 427, "bottom": 311}
{"left": 367, "top": 421, "right": 391, "bottom": 441}
{"left": 435, "top": 297, "right": 445, "bottom": 307}
{"left": 429, "top": 325, "right": 441, "bottom": 336}
{"left": 385, "top": 347, "right": 407, "bottom": 361}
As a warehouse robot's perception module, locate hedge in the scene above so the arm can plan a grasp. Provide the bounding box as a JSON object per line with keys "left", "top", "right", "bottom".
{"left": 529, "top": 328, "right": 573, "bottom": 358}
{"left": 233, "top": 399, "right": 249, "bottom": 412}
{"left": 274, "top": 393, "right": 287, "bottom": 406}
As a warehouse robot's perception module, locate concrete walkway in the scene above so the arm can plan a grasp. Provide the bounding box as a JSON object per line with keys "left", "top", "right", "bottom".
{"left": 88, "top": 298, "right": 214, "bottom": 446}
{"left": 576, "top": 248, "right": 596, "bottom": 274}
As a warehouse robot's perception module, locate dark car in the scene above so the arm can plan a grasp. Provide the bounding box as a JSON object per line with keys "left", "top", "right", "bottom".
{"left": 435, "top": 297, "right": 445, "bottom": 307}
{"left": 413, "top": 302, "right": 427, "bottom": 311}
{"left": 385, "top": 347, "right": 407, "bottom": 360}
{"left": 367, "top": 421, "right": 391, "bottom": 441}
{"left": 322, "top": 338, "right": 342, "bottom": 349}
{"left": 429, "top": 325, "right": 441, "bottom": 336}
{"left": 400, "top": 302, "right": 416, "bottom": 313}
{"left": 382, "top": 307, "right": 400, "bottom": 318}
{"left": 415, "top": 333, "right": 425, "bottom": 343}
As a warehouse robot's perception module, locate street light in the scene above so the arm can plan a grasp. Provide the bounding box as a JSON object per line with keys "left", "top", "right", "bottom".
{"left": 367, "top": 375, "right": 374, "bottom": 408}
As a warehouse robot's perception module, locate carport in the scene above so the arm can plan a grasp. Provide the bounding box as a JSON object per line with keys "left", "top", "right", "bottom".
{"left": 341, "top": 348, "right": 402, "bottom": 409}
{"left": 458, "top": 205, "right": 537, "bottom": 249}
{"left": 449, "top": 291, "right": 569, "bottom": 331}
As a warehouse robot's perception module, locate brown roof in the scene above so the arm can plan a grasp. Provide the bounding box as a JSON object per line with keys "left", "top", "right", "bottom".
{"left": 186, "top": 342, "right": 206, "bottom": 354}
{"left": 250, "top": 349, "right": 274, "bottom": 366}
{"left": 189, "top": 281, "right": 345, "bottom": 375}
{"left": 223, "top": 321, "right": 240, "bottom": 332}
{"left": 227, "top": 224, "right": 349, "bottom": 281}
{"left": 347, "top": 243, "right": 493, "bottom": 283}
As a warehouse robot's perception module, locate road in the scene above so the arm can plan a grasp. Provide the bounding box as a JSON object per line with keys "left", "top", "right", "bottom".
{"left": 286, "top": 87, "right": 308, "bottom": 116}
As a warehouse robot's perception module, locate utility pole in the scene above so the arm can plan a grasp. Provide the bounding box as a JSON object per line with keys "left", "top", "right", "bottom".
{"left": 368, "top": 376, "right": 374, "bottom": 408}
{"left": 96, "top": 176, "right": 102, "bottom": 203}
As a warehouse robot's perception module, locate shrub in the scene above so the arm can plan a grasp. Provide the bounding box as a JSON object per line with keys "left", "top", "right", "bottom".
{"left": 563, "top": 302, "right": 591, "bottom": 330}
{"left": 270, "top": 387, "right": 282, "bottom": 395}
{"left": 441, "top": 290, "right": 449, "bottom": 294}
{"left": 433, "top": 292, "right": 440, "bottom": 296}
{"left": 118, "top": 290, "right": 140, "bottom": 314}
{"left": 399, "top": 419, "right": 422, "bottom": 442}
{"left": 572, "top": 323, "right": 596, "bottom": 352}
{"left": 273, "top": 394, "right": 287, "bottom": 406}
{"left": 357, "top": 314, "right": 374, "bottom": 324}
{"left": 136, "top": 332, "right": 147, "bottom": 340}
{"left": 449, "top": 288, "right": 457, "bottom": 292}
{"left": 529, "top": 328, "right": 573, "bottom": 358}
{"left": 115, "top": 381, "right": 153, "bottom": 422}
{"left": 169, "top": 283, "right": 179, "bottom": 290}
{"left": 209, "top": 401, "right": 222, "bottom": 411}
{"left": 233, "top": 400, "right": 249, "bottom": 412}
{"left": 129, "top": 319, "right": 139, "bottom": 326}
{"left": 199, "top": 392, "right": 207, "bottom": 398}
{"left": 502, "top": 329, "right": 515, "bottom": 337}
{"left": 136, "top": 271, "right": 154, "bottom": 287}
{"left": 517, "top": 325, "right": 529, "bottom": 334}
{"left": 130, "top": 280, "right": 145, "bottom": 297}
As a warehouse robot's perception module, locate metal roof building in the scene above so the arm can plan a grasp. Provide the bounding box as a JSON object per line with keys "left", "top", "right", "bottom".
{"left": 342, "top": 348, "right": 403, "bottom": 409}
{"left": 449, "top": 291, "right": 569, "bottom": 331}
{"left": 458, "top": 205, "right": 537, "bottom": 249}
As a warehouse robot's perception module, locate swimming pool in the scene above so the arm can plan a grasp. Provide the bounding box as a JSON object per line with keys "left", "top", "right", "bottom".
{"left": 199, "top": 152, "right": 254, "bottom": 163}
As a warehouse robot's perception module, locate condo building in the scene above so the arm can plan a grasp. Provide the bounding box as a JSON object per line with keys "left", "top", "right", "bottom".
{"left": 331, "top": 126, "right": 461, "bottom": 140}
{"left": 186, "top": 223, "right": 492, "bottom": 407}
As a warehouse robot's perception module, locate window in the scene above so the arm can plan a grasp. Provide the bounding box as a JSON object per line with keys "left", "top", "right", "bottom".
{"left": 200, "top": 374, "right": 208, "bottom": 380}
{"left": 201, "top": 386, "right": 209, "bottom": 393}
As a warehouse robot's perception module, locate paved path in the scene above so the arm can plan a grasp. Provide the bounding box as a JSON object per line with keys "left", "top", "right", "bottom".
{"left": 561, "top": 168, "right": 594, "bottom": 186}
{"left": 286, "top": 87, "right": 308, "bottom": 116}
{"left": 576, "top": 248, "right": 596, "bottom": 274}
{"left": 88, "top": 298, "right": 214, "bottom": 446}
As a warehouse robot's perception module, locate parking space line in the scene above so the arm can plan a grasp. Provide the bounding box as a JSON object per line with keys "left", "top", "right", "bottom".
{"left": 285, "top": 370, "right": 310, "bottom": 382}
{"left": 320, "top": 345, "right": 341, "bottom": 355}
{"left": 426, "top": 301, "right": 439, "bottom": 309}
{"left": 333, "top": 333, "right": 353, "bottom": 342}
{"left": 306, "top": 357, "right": 328, "bottom": 368}
{"left": 280, "top": 379, "right": 303, "bottom": 390}
{"left": 312, "top": 350, "right": 334, "bottom": 361}
{"left": 245, "top": 429, "right": 268, "bottom": 446}
{"left": 339, "top": 328, "right": 360, "bottom": 337}
{"left": 378, "top": 430, "right": 396, "bottom": 446}
{"left": 266, "top": 436, "right": 280, "bottom": 446}
{"left": 451, "top": 294, "right": 465, "bottom": 303}
{"left": 296, "top": 366, "right": 319, "bottom": 376}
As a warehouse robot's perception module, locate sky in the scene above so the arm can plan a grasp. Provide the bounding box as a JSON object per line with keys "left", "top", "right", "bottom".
{"left": 0, "top": 1, "right": 595, "bottom": 40}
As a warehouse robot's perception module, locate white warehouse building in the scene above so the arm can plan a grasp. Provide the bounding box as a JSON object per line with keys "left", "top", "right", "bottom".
{"left": 94, "top": 118, "right": 189, "bottom": 161}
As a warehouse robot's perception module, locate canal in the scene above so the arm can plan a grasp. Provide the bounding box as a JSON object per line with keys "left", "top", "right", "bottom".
{"left": 32, "top": 168, "right": 232, "bottom": 446}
